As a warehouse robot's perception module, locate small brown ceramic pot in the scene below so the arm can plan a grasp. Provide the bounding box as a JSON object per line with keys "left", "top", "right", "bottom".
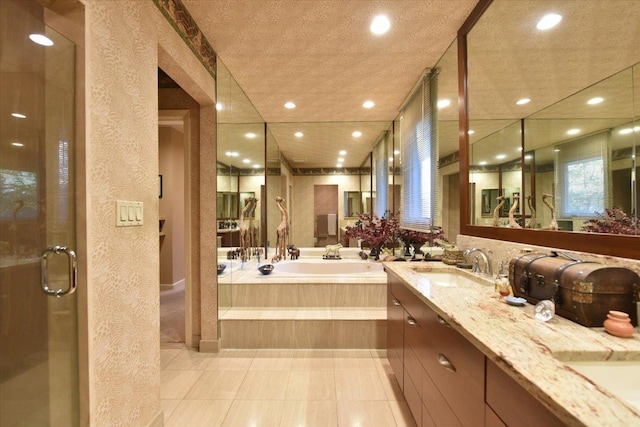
{"left": 603, "top": 310, "right": 634, "bottom": 338}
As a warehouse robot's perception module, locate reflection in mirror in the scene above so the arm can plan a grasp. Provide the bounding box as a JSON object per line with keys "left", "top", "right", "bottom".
{"left": 469, "top": 120, "right": 522, "bottom": 227}
{"left": 216, "top": 59, "right": 266, "bottom": 317}
{"left": 465, "top": 0, "right": 640, "bottom": 240}
{"left": 344, "top": 191, "right": 362, "bottom": 217}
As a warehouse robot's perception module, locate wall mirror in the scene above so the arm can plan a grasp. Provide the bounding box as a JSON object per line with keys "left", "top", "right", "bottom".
{"left": 216, "top": 59, "right": 266, "bottom": 316}
{"left": 459, "top": 0, "right": 640, "bottom": 258}
{"left": 344, "top": 191, "right": 362, "bottom": 217}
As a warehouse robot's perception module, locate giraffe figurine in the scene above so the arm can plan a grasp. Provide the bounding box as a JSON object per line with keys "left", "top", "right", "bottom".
{"left": 508, "top": 194, "right": 522, "bottom": 228}
{"left": 526, "top": 195, "right": 536, "bottom": 229}
{"left": 492, "top": 195, "right": 505, "bottom": 227}
{"left": 542, "top": 193, "right": 558, "bottom": 230}
{"left": 272, "top": 196, "right": 289, "bottom": 263}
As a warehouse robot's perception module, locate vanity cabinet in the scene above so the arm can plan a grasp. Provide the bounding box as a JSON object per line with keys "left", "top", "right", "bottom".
{"left": 486, "top": 359, "right": 565, "bottom": 427}
{"left": 387, "top": 270, "right": 564, "bottom": 427}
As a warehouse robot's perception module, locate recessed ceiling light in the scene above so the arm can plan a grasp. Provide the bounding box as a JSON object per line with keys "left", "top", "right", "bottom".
{"left": 437, "top": 99, "right": 451, "bottom": 109}
{"left": 516, "top": 98, "right": 531, "bottom": 105}
{"left": 339, "top": 150, "right": 347, "bottom": 155}
{"left": 295, "top": 132, "right": 303, "bottom": 138}
{"left": 517, "top": 147, "right": 523, "bottom": 152}
{"left": 479, "top": 161, "right": 488, "bottom": 166}
{"left": 336, "top": 163, "right": 343, "bottom": 168}
{"left": 393, "top": 150, "right": 400, "bottom": 155}
{"left": 29, "top": 33, "right": 54, "bottom": 46}
{"left": 243, "top": 159, "right": 250, "bottom": 164}
{"left": 362, "top": 101, "right": 375, "bottom": 109}
{"left": 352, "top": 131, "right": 362, "bottom": 138}
{"left": 284, "top": 102, "right": 296, "bottom": 109}
{"left": 496, "top": 154, "right": 506, "bottom": 160}
{"left": 536, "top": 13, "right": 562, "bottom": 30}
{"left": 389, "top": 157, "right": 394, "bottom": 162}
{"left": 11, "top": 142, "right": 24, "bottom": 147}
{"left": 567, "top": 128, "right": 580, "bottom": 135}
{"left": 216, "top": 103, "right": 223, "bottom": 111}
{"left": 467, "top": 130, "right": 475, "bottom": 135}
{"left": 619, "top": 128, "right": 633, "bottom": 135}
{"left": 225, "top": 151, "right": 239, "bottom": 157}
{"left": 524, "top": 154, "right": 533, "bottom": 160}
{"left": 338, "top": 157, "right": 345, "bottom": 162}
{"left": 11, "top": 112, "right": 26, "bottom": 119}
{"left": 370, "top": 15, "right": 391, "bottom": 35}
{"left": 253, "top": 164, "right": 260, "bottom": 168}
{"left": 554, "top": 148, "right": 561, "bottom": 153}
{"left": 245, "top": 132, "right": 256, "bottom": 138}
{"left": 587, "top": 97, "right": 604, "bottom": 105}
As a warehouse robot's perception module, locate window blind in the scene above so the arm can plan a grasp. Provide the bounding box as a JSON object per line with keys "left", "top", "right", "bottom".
{"left": 373, "top": 131, "right": 389, "bottom": 217}
{"left": 399, "top": 70, "right": 439, "bottom": 230}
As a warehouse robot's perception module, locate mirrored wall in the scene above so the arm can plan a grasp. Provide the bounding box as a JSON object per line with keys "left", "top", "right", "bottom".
{"left": 465, "top": 1, "right": 639, "bottom": 242}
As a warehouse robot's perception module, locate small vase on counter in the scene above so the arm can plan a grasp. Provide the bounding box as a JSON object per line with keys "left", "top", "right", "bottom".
{"left": 603, "top": 310, "right": 634, "bottom": 338}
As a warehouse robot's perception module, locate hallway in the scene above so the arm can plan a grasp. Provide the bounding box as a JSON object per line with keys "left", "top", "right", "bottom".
{"left": 160, "top": 348, "right": 415, "bottom": 426}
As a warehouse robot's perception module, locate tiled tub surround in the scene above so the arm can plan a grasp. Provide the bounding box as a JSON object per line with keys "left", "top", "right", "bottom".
{"left": 218, "top": 249, "right": 387, "bottom": 349}
{"left": 383, "top": 262, "right": 640, "bottom": 427}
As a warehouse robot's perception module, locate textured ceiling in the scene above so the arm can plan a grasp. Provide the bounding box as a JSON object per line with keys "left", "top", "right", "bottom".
{"left": 184, "top": 0, "right": 640, "bottom": 169}
{"left": 183, "top": 0, "right": 477, "bottom": 168}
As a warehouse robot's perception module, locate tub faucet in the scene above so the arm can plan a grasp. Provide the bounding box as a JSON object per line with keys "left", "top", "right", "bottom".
{"left": 463, "top": 248, "right": 492, "bottom": 276}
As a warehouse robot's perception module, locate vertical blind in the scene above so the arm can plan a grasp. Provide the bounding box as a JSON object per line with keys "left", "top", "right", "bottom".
{"left": 399, "top": 70, "right": 439, "bottom": 230}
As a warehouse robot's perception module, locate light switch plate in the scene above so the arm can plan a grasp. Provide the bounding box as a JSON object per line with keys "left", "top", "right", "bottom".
{"left": 116, "top": 201, "right": 143, "bottom": 226}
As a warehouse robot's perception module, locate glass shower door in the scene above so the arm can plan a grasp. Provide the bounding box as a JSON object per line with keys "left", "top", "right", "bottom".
{"left": 0, "top": 0, "right": 79, "bottom": 425}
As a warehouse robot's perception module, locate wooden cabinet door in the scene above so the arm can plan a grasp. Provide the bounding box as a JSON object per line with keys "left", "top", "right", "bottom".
{"left": 486, "top": 359, "right": 567, "bottom": 427}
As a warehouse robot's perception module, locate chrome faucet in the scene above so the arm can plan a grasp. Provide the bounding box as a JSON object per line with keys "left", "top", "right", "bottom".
{"left": 463, "top": 248, "right": 493, "bottom": 276}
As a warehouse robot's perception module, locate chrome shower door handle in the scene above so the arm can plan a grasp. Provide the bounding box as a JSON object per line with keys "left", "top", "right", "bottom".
{"left": 41, "top": 246, "right": 77, "bottom": 297}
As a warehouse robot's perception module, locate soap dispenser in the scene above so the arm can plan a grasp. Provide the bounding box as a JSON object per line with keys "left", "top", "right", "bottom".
{"left": 494, "top": 261, "right": 511, "bottom": 299}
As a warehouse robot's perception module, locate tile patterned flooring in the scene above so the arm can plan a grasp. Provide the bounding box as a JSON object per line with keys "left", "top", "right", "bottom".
{"left": 161, "top": 347, "right": 416, "bottom": 427}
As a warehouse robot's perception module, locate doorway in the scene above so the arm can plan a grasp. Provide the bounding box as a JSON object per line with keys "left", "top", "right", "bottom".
{"left": 314, "top": 185, "right": 339, "bottom": 247}
{"left": 0, "top": 0, "right": 79, "bottom": 424}
{"left": 158, "top": 111, "right": 188, "bottom": 347}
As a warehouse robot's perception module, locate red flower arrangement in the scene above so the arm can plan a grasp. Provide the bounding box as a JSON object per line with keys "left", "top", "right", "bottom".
{"left": 345, "top": 212, "right": 448, "bottom": 259}
{"left": 581, "top": 208, "right": 639, "bottom": 235}
{"left": 344, "top": 212, "right": 400, "bottom": 251}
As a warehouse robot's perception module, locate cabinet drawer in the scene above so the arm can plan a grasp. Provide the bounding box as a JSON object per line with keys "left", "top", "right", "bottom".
{"left": 421, "top": 306, "right": 485, "bottom": 427}
{"left": 388, "top": 347, "right": 403, "bottom": 390}
{"left": 422, "top": 367, "right": 462, "bottom": 427}
{"left": 403, "top": 367, "right": 422, "bottom": 426}
{"left": 485, "top": 404, "right": 507, "bottom": 427}
{"left": 390, "top": 274, "right": 424, "bottom": 320}
{"left": 403, "top": 336, "right": 422, "bottom": 399}
{"left": 388, "top": 290, "right": 404, "bottom": 324}
{"left": 486, "top": 359, "right": 566, "bottom": 427}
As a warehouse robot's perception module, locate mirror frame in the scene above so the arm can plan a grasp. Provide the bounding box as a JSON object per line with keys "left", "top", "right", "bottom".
{"left": 457, "top": 0, "right": 640, "bottom": 259}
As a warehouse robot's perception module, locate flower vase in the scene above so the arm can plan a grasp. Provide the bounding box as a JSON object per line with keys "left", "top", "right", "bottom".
{"left": 412, "top": 243, "right": 424, "bottom": 256}
{"left": 369, "top": 246, "right": 381, "bottom": 261}
{"left": 403, "top": 244, "right": 412, "bottom": 257}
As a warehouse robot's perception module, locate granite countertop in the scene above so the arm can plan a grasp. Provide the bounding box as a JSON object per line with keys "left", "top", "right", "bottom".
{"left": 383, "top": 261, "right": 640, "bottom": 427}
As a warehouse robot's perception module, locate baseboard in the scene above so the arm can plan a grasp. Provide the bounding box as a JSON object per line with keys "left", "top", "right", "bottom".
{"left": 160, "top": 278, "right": 185, "bottom": 290}
{"left": 199, "top": 339, "right": 220, "bottom": 353}
{"left": 146, "top": 410, "right": 164, "bottom": 427}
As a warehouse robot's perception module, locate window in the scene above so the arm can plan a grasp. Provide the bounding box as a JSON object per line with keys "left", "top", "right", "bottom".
{"left": 563, "top": 157, "right": 605, "bottom": 216}
{"left": 399, "top": 70, "right": 439, "bottom": 230}
{"left": 555, "top": 131, "right": 609, "bottom": 218}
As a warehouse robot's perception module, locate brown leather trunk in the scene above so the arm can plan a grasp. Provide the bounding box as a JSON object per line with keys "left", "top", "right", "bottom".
{"left": 509, "top": 252, "right": 639, "bottom": 327}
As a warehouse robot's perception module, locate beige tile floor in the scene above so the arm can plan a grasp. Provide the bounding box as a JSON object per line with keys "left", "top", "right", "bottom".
{"left": 161, "top": 347, "right": 417, "bottom": 427}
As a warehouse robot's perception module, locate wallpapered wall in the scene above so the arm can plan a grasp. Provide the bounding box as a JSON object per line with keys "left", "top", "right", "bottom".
{"left": 83, "top": 0, "right": 216, "bottom": 425}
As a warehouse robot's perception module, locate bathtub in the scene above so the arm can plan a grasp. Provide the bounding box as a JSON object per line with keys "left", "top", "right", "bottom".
{"left": 273, "top": 259, "right": 384, "bottom": 275}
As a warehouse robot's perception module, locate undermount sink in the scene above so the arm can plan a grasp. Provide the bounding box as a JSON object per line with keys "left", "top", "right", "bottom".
{"left": 420, "top": 270, "right": 491, "bottom": 288}
{"left": 564, "top": 360, "right": 640, "bottom": 411}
